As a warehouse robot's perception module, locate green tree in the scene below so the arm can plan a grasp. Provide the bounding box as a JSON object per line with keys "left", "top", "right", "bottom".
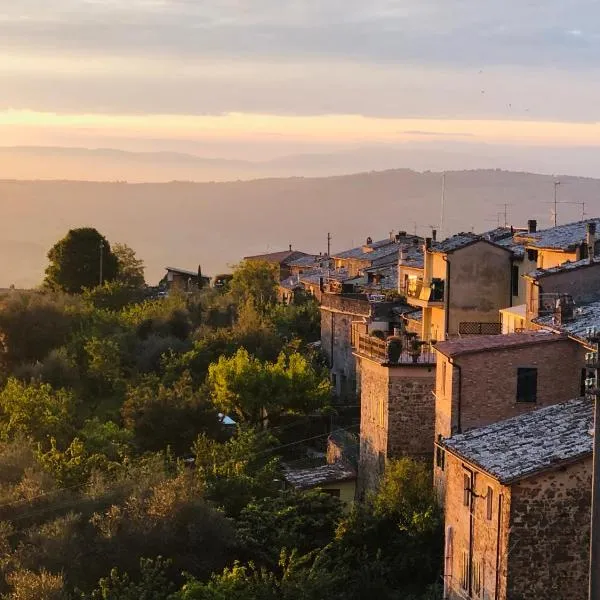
{"left": 0, "top": 378, "right": 76, "bottom": 446}
{"left": 207, "top": 349, "right": 330, "bottom": 425}
{"left": 4, "top": 568, "right": 68, "bottom": 600}
{"left": 83, "top": 557, "right": 175, "bottom": 600}
{"left": 113, "top": 243, "right": 146, "bottom": 288}
{"left": 83, "top": 282, "right": 146, "bottom": 312}
{"left": 122, "top": 371, "right": 220, "bottom": 453}
{"left": 45, "top": 228, "right": 119, "bottom": 294}
{"left": 230, "top": 261, "right": 277, "bottom": 308}
{"left": 235, "top": 490, "right": 342, "bottom": 568}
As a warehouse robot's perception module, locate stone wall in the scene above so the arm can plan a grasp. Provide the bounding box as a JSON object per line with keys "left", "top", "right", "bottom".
{"left": 444, "top": 453, "right": 511, "bottom": 600}
{"left": 387, "top": 365, "right": 436, "bottom": 458}
{"left": 435, "top": 337, "right": 585, "bottom": 442}
{"left": 507, "top": 457, "right": 592, "bottom": 600}
{"left": 358, "top": 358, "right": 436, "bottom": 495}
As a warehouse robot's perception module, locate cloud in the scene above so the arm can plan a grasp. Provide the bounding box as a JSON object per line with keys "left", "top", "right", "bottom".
{"left": 0, "top": 0, "right": 599, "bottom": 125}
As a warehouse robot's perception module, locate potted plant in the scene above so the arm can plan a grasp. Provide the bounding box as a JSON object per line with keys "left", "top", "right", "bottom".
{"left": 409, "top": 338, "right": 422, "bottom": 363}
{"left": 386, "top": 336, "right": 403, "bottom": 363}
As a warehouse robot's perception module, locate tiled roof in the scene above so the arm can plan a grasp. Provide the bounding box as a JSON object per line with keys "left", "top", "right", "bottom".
{"left": 534, "top": 299, "right": 600, "bottom": 341}
{"left": 244, "top": 250, "right": 311, "bottom": 265}
{"left": 165, "top": 266, "right": 205, "bottom": 278}
{"left": 443, "top": 397, "right": 592, "bottom": 483}
{"left": 288, "top": 255, "right": 325, "bottom": 268}
{"left": 333, "top": 235, "right": 421, "bottom": 262}
{"left": 430, "top": 233, "right": 479, "bottom": 254}
{"left": 525, "top": 256, "right": 600, "bottom": 280}
{"left": 515, "top": 218, "right": 600, "bottom": 251}
{"left": 283, "top": 461, "right": 356, "bottom": 490}
{"left": 434, "top": 331, "right": 561, "bottom": 358}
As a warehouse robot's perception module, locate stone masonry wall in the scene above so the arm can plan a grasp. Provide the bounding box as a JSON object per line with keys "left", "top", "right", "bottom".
{"left": 358, "top": 359, "right": 436, "bottom": 495}
{"left": 444, "top": 453, "right": 511, "bottom": 600}
{"left": 387, "top": 365, "right": 436, "bottom": 458}
{"left": 358, "top": 358, "right": 388, "bottom": 494}
{"left": 507, "top": 457, "right": 592, "bottom": 600}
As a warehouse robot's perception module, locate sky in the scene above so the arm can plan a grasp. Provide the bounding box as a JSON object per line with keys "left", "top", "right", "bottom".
{"left": 2, "top": 0, "right": 600, "bottom": 162}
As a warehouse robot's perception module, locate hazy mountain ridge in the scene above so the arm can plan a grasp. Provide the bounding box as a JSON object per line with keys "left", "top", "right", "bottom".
{"left": 1, "top": 168, "right": 599, "bottom": 288}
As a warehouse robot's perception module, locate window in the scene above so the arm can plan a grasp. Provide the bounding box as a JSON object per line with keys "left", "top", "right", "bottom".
{"left": 460, "top": 550, "right": 470, "bottom": 591}
{"left": 516, "top": 367, "right": 538, "bottom": 402}
{"left": 435, "top": 446, "right": 445, "bottom": 471}
{"left": 511, "top": 265, "right": 520, "bottom": 296}
{"left": 463, "top": 473, "right": 471, "bottom": 507}
{"left": 486, "top": 486, "right": 493, "bottom": 520}
{"left": 472, "top": 560, "right": 483, "bottom": 598}
{"left": 527, "top": 249, "right": 538, "bottom": 262}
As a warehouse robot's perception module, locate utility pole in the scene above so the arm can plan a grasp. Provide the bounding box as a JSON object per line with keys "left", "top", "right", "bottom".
{"left": 586, "top": 329, "right": 600, "bottom": 600}
{"left": 497, "top": 203, "right": 510, "bottom": 228}
{"left": 553, "top": 180, "right": 561, "bottom": 227}
{"left": 99, "top": 239, "right": 104, "bottom": 286}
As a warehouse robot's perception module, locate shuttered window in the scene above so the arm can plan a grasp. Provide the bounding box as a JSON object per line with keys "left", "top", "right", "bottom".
{"left": 516, "top": 367, "right": 537, "bottom": 403}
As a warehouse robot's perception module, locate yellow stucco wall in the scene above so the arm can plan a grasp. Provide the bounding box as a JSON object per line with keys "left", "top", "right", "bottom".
{"left": 315, "top": 479, "right": 356, "bottom": 508}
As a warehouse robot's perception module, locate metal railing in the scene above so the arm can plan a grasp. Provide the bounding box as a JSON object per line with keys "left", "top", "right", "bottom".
{"left": 356, "top": 333, "right": 436, "bottom": 365}
{"left": 458, "top": 322, "right": 502, "bottom": 336}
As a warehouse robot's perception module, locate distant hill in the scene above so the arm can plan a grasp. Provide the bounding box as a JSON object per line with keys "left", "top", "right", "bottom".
{"left": 1, "top": 168, "right": 599, "bottom": 288}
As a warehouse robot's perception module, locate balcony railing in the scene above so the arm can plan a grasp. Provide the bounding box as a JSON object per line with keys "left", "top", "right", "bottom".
{"left": 356, "top": 333, "right": 437, "bottom": 365}
{"left": 404, "top": 278, "right": 445, "bottom": 303}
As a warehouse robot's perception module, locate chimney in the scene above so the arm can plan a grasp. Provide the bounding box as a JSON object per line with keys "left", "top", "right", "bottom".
{"left": 397, "top": 246, "right": 407, "bottom": 294}
{"left": 425, "top": 237, "right": 432, "bottom": 251}
{"left": 432, "top": 229, "right": 437, "bottom": 242}
{"left": 424, "top": 238, "right": 433, "bottom": 285}
{"left": 289, "top": 244, "right": 292, "bottom": 251}
{"left": 554, "top": 295, "right": 575, "bottom": 325}
{"left": 366, "top": 236, "right": 373, "bottom": 245}
{"left": 528, "top": 219, "right": 537, "bottom": 233}
{"left": 587, "top": 222, "right": 596, "bottom": 263}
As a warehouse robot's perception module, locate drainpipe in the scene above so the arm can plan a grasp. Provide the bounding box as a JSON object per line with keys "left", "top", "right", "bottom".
{"left": 442, "top": 255, "right": 451, "bottom": 340}
{"left": 448, "top": 356, "right": 462, "bottom": 434}
{"left": 495, "top": 493, "right": 503, "bottom": 600}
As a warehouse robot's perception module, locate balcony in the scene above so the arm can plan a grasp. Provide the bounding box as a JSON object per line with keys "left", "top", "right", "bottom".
{"left": 355, "top": 333, "right": 437, "bottom": 366}
{"left": 404, "top": 277, "right": 445, "bottom": 308}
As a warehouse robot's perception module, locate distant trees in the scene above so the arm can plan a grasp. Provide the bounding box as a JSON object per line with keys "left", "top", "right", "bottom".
{"left": 230, "top": 261, "right": 278, "bottom": 308}
{"left": 45, "top": 228, "right": 119, "bottom": 293}
{"left": 113, "top": 242, "right": 146, "bottom": 288}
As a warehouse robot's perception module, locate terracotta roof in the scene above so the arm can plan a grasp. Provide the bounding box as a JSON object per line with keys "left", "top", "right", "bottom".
{"left": 431, "top": 233, "right": 512, "bottom": 255}
{"left": 244, "top": 250, "right": 311, "bottom": 265}
{"left": 443, "top": 397, "right": 592, "bottom": 483}
{"left": 283, "top": 461, "right": 356, "bottom": 490}
{"left": 434, "top": 331, "right": 561, "bottom": 358}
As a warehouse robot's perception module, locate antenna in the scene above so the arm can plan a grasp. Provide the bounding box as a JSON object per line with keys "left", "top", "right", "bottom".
{"left": 497, "top": 203, "right": 511, "bottom": 227}
{"left": 440, "top": 172, "right": 446, "bottom": 240}
{"left": 553, "top": 180, "right": 561, "bottom": 227}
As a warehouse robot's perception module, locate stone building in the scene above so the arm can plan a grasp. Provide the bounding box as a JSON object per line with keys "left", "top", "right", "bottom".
{"left": 441, "top": 398, "right": 592, "bottom": 600}
{"left": 433, "top": 331, "right": 586, "bottom": 498}
{"left": 243, "top": 247, "right": 312, "bottom": 281}
{"left": 320, "top": 292, "right": 408, "bottom": 398}
{"left": 354, "top": 333, "right": 436, "bottom": 493}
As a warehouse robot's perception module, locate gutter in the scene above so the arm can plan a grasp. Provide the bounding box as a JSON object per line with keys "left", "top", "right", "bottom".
{"left": 443, "top": 255, "right": 451, "bottom": 339}
{"left": 448, "top": 356, "right": 462, "bottom": 434}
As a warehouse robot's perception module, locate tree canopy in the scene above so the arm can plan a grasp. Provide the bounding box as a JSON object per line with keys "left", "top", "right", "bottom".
{"left": 113, "top": 243, "right": 146, "bottom": 288}
{"left": 45, "top": 228, "right": 119, "bottom": 293}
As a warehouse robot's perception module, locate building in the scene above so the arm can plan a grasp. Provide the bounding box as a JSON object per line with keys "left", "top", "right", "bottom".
{"left": 441, "top": 398, "right": 592, "bottom": 600}
{"left": 523, "top": 224, "right": 600, "bottom": 323}
{"left": 320, "top": 292, "right": 410, "bottom": 398}
{"left": 332, "top": 232, "right": 422, "bottom": 278}
{"left": 354, "top": 331, "right": 436, "bottom": 493}
{"left": 514, "top": 217, "right": 600, "bottom": 270}
{"left": 282, "top": 461, "right": 356, "bottom": 506}
{"left": 161, "top": 266, "right": 211, "bottom": 291}
{"left": 433, "top": 331, "right": 586, "bottom": 498}
{"left": 399, "top": 231, "right": 531, "bottom": 343}
{"left": 244, "top": 247, "right": 312, "bottom": 281}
